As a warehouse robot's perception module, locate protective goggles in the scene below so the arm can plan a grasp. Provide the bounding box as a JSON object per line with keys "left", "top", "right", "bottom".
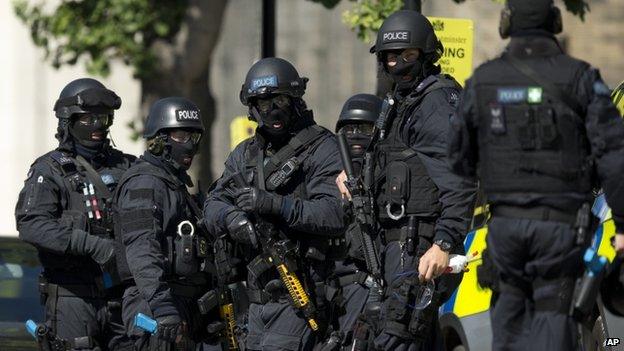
{"left": 255, "top": 95, "right": 291, "bottom": 113}
{"left": 74, "top": 113, "right": 112, "bottom": 127}
{"left": 384, "top": 49, "right": 420, "bottom": 65}
{"left": 339, "top": 123, "right": 375, "bottom": 137}
{"left": 169, "top": 129, "right": 202, "bottom": 144}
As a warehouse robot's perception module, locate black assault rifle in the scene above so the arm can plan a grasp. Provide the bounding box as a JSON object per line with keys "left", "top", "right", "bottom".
{"left": 336, "top": 133, "right": 384, "bottom": 302}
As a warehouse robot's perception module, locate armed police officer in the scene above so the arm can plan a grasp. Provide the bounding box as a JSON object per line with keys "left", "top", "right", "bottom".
{"left": 448, "top": 0, "right": 624, "bottom": 350}
{"left": 114, "top": 97, "right": 219, "bottom": 350}
{"left": 336, "top": 10, "right": 476, "bottom": 350}
{"left": 203, "top": 57, "right": 345, "bottom": 351}
{"left": 324, "top": 94, "right": 382, "bottom": 350}
{"left": 15, "top": 78, "right": 135, "bottom": 350}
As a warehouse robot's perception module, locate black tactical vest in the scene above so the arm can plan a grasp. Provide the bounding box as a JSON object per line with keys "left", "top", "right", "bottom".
{"left": 113, "top": 160, "right": 209, "bottom": 283}
{"left": 37, "top": 149, "right": 132, "bottom": 276}
{"left": 473, "top": 40, "right": 593, "bottom": 196}
{"left": 242, "top": 125, "right": 344, "bottom": 256}
{"left": 373, "top": 75, "right": 458, "bottom": 223}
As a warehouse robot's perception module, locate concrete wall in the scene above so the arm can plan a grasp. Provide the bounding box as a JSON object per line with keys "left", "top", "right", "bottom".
{"left": 0, "top": 0, "right": 143, "bottom": 235}
{"left": 2, "top": 0, "right": 623, "bottom": 235}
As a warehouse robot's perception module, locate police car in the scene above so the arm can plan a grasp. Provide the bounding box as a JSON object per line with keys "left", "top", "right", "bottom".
{"left": 439, "top": 195, "right": 624, "bottom": 351}
{"left": 0, "top": 235, "right": 42, "bottom": 350}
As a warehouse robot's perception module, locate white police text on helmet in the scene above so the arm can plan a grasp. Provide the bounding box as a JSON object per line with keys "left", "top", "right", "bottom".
{"left": 250, "top": 75, "right": 278, "bottom": 92}
{"left": 176, "top": 110, "right": 200, "bottom": 121}
{"left": 382, "top": 31, "right": 411, "bottom": 43}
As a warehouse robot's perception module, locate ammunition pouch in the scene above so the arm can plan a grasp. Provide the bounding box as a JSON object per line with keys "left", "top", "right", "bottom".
{"left": 385, "top": 161, "right": 410, "bottom": 221}
{"left": 197, "top": 290, "right": 219, "bottom": 315}
{"left": 381, "top": 276, "right": 439, "bottom": 342}
{"left": 168, "top": 281, "right": 206, "bottom": 299}
{"left": 171, "top": 221, "right": 209, "bottom": 277}
{"left": 381, "top": 277, "right": 418, "bottom": 340}
{"left": 212, "top": 238, "right": 239, "bottom": 283}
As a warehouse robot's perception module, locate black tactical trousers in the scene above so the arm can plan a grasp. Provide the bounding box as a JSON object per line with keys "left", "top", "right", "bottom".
{"left": 373, "top": 241, "right": 444, "bottom": 351}
{"left": 487, "top": 216, "right": 585, "bottom": 351}
{"left": 246, "top": 299, "right": 317, "bottom": 351}
{"left": 44, "top": 289, "right": 131, "bottom": 350}
{"left": 336, "top": 281, "right": 369, "bottom": 338}
{"left": 121, "top": 286, "right": 223, "bottom": 351}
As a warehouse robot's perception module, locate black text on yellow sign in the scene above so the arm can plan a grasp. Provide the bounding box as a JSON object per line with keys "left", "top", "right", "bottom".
{"left": 427, "top": 17, "right": 474, "bottom": 87}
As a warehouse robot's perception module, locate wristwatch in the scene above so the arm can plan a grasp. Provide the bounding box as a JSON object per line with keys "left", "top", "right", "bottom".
{"left": 434, "top": 239, "right": 452, "bottom": 252}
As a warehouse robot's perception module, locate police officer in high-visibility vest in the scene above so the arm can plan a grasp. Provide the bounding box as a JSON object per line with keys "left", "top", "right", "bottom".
{"left": 448, "top": 0, "right": 624, "bottom": 349}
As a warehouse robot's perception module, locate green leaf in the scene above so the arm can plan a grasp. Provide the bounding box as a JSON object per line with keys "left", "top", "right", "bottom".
{"left": 11, "top": 0, "right": 188, "bottom": 77}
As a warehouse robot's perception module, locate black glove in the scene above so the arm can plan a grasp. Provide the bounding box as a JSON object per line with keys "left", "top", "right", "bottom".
{"left": 156, "top": 315, "right": 184, "bottom": 343}
{"left": 225, "top": 211, "right": 258, "bottom": 247}
{"left": 234, "top": 187, "right": 284, "bottom": 216}
{"left": 69, "top": 230, "right": 115, "bottom": 266}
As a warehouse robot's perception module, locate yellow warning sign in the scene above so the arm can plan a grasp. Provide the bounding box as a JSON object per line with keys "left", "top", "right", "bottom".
{"left": 230, "top": 116, "right": 257, "bottom": 150}
{"left": 427, "top": 17, "right": 474, "bottom": 87}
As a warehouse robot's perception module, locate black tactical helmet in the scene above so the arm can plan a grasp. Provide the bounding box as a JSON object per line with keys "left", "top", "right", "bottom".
{"left": 335, "top": 94, "right": 382, "bottom": 132}
{"left": 371, "top": 10, "right": 443, "bottom": 63}
{"left": 239, "top": 57, "right": 309, "bottom": 106}
{"left": 54, "top": 78, "right": 121, "bottom": 119}
{"left": 500, "top": 0, "right": 562, "bottom": 38}
{"left": 143, "top": 97, "right": 204, "bottom": 139}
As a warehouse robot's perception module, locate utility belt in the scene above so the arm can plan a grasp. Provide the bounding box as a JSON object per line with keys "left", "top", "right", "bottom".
{"left": 328, "top": 271, "right": 380, "bottom": 290}
{"left": 39, "top": 279, "right": 104, "bottom": 300}
{"left": 490, "top": 205, "right": 577, "bottom": 225}
{"left": 39, "top": 274, "right": 122, "bottom": 299}
{"left": 38, "top": 274, "right": 125, "bottom": 333}
{"left": 247, "top": 278, "right": 332, "bottom": 310}
{"left": 380, "top": 217, "right": 435, "bottom": 258}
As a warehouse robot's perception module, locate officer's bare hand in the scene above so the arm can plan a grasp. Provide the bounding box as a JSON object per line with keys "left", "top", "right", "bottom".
{"left": 335, "top": 171, "right": 351, "bottom": 200}
{"left": 615, "top": 234, "right": 624, "bottom": 256}
{"left": 418, "top": 244, "right": 450, "bottom": 282}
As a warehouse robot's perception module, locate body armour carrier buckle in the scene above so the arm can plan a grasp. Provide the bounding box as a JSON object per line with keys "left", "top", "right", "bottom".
{"left": 386, "top": 202, "right": 406, "bottom": 220}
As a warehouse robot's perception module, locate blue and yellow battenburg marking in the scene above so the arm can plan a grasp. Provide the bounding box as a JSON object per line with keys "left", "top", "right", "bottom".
{"left": 441, "top": 196, "right": 617, "bottom": 318}
{"left": 612, "top": 80, "right": 624, "bottom": 116}
{"left": 440, "top": 226, "right": 492, "bottom": 317}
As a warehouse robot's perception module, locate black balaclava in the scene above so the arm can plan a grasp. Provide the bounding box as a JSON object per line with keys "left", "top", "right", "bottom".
{"left": 163, "top": 135, "right": 199, "bottom": 171}
{"left": 383, "top": 52, "right": 440, "bottom": 93}
{"left": 65, "top": 112, "right": 112, "bottom": 159}
{"left": 344, "top": 123, "right": 374, "bottom": 159}
{"left": 68, "top": 116, "right": 110, "bottom": 149}
{"left": 251, "top": 95, "right": 300, "bottom": 145}
{"left": 386, "top": 57, "right": 424, "bottom": 92}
